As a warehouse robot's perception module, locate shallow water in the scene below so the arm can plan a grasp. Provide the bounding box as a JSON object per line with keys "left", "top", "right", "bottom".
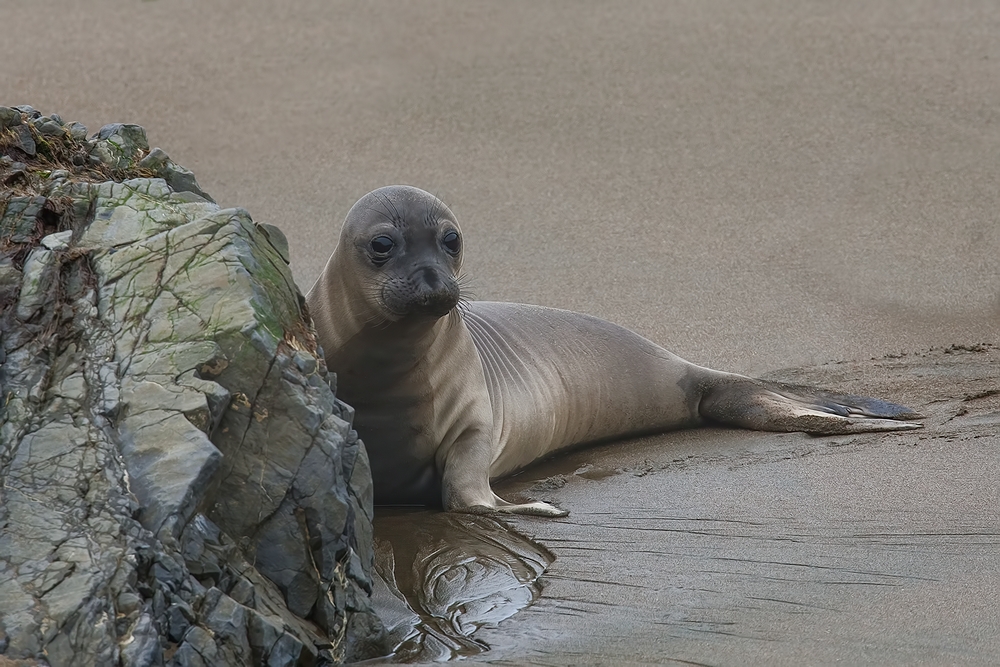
{"left": 368, "top": 509, "right": 554, "bottom": 662}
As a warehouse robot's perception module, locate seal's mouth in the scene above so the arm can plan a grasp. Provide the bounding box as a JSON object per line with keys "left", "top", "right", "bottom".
{"left": 380, "top": 295, "right": 459, "bottom": 321}
{"left": 411, "top": 295, "right": 460, "bottom": 318}
{"left": 400, "top": 285, "right": 461, "bottom": 319}
{"left": 380, "top": 269, "right": 461, "bottom": 320}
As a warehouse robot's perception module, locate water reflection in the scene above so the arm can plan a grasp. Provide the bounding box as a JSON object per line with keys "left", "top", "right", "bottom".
{"left": 369, "top": 509, "right": 554, "bottom": 662}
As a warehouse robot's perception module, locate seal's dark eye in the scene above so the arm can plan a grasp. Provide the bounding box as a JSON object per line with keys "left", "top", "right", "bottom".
{"left": 442, "top": 230, "right": 461, "bottom": 255}
{"left": 370, "top": 236, "right": 394, "bottom": 255}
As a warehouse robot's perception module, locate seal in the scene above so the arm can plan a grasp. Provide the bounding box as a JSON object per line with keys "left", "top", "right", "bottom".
{"left": 307, "top": 186, "right": 922, "bottom": 517}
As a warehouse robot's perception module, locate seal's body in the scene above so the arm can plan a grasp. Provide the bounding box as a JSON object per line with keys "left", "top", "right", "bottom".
{"left": 308, "top": 186, "right": 921, "bottom": 516}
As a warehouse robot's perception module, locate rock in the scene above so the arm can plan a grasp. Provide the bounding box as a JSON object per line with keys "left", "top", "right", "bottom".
{"left": 90, "top": 123, "right": 150, "bottom": 171}
{"left": 67, "top": 121, "right": 88, "bottom": 141}
{"left": 10, "top": 124, "right": 35, "bottom": 156}
{"left": 0, "top": 254, "right": 21, "bottom": 301}
{"left": 46, "top": 168, "right": 70, "bottom": 183}
{"left": 258, "top": 222, "right": 291, "bottom": 264}
{"left": 0, "top": 106, "right": 22, "bottom": 128}
{"left": 138, "top": 147, "right": 216, "bottom": 204}
{"left": 0, "top": 196, "right": 46, "bottom": 242}
{"left": 166, "top": 602, "right": 195, "bottom": 642}
{"left": 35, "top": 117, "right": 65, "bottom": 137}
{"left": 16, "top": 247, "right": 58, "bottom": 321}
{"left": 40, "top": 229, "right": 72, "bottom": 250}
{"left": 0, "top": 107, "right": 388, "bottom": 664}
{"left": 11, "top": 105, "right": 40, "bottom": 119}
{"left": 120, "top": 612, "right": 165, "bottom": 667}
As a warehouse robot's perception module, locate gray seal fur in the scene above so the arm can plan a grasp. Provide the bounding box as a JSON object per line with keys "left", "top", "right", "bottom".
{"left": 307, "top": 186, "right": 921, "bottom": 516}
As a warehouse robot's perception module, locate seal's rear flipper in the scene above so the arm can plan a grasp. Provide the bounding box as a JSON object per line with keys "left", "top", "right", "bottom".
{"left": 765, "top": 382, "right": 923, "bottom": 421}
{"left": 700, "top": 377, "right": 923, "bottom": 435}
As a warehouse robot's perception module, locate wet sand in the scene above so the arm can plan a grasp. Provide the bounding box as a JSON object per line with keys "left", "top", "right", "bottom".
{"left": 6, "top": 1, "right": 999, "bottom": 664}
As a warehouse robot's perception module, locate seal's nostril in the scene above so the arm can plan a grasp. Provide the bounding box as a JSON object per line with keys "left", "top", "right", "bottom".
{"left": 421, "top": 267, "right": 441, "bottom": 290}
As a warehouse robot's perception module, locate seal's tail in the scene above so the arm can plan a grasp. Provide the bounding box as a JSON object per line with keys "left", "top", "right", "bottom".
{"left": 699, "top": 377, "right": 923, "bottom": 434}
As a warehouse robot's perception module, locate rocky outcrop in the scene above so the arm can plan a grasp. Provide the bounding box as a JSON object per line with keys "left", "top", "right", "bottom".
{"left": 0, "top": 106, "right": 387, "bottom": 665}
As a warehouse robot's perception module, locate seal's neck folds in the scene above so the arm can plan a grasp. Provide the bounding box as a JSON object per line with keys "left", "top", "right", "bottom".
{"left": 306, "top": 251, "right": 364, "bottom": 355}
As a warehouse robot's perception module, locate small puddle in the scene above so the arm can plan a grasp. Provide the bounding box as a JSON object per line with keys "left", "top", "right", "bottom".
{"left": 368, "top": 509, "right": 555, "bottom": 663}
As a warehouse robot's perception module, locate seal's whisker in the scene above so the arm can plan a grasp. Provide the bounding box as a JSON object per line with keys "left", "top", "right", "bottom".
{"left": 380, "top": 191, "right": 402, "bottom": 226}
{"left": 366, "top": 205, "right": 396, "bottom": 226}
{"left": 456, "top": 272, "right": 476, "bottom": 301}
{"left": 427, "top": 190, "right": 450, "bottom": 227}
{"left": 359, "top": 308, "right": 391, "bottom": 329}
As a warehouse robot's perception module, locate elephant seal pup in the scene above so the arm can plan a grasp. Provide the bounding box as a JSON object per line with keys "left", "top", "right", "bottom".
{"left": 307, "top": 186, "right": 922, "bottom": 517}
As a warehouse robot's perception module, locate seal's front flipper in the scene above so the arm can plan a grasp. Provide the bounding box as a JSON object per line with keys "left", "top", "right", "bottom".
{"left": 442, "top": 471, "right": 569, "bottom": 517}
{"left": 442, "top": 433, "right": 570, "bottom": 517}
{"left": 700, "top": 376, "right": 923, "bottom": 435}
{"left": 444, "top": 488, "right": 568, "bottom": 517}
{"left": 441, "top": 434, "right": 569, "bottom": 517}
{"left": 493, "top": 495, "right": 569, "bottom": 517}
{"left": 447, "top": 498, "right": 568, "bottom": 517}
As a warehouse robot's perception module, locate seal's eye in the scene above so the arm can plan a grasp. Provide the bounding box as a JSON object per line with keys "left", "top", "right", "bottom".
{"left": 370, "top": 236, "right": 394, "bottom": 256}
{"left": 442, "top": 230, "right": 461, "bottom": 255}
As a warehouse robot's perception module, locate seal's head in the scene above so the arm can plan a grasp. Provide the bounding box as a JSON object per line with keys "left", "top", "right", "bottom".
{"left": 337, "top": 185, "right": 464, "bottom": 322}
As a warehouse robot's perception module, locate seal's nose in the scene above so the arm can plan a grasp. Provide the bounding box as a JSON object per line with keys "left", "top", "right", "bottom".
{"left": 420, "top": 267, "right": 442, "bottom": 291}
{"left": 414, "top": 266, "right": 460, "bottom": 316}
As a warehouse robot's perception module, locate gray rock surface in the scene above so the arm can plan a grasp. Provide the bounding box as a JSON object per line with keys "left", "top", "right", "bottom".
{"left": 1, "top": 108, "right": 387, "bottom": 664}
